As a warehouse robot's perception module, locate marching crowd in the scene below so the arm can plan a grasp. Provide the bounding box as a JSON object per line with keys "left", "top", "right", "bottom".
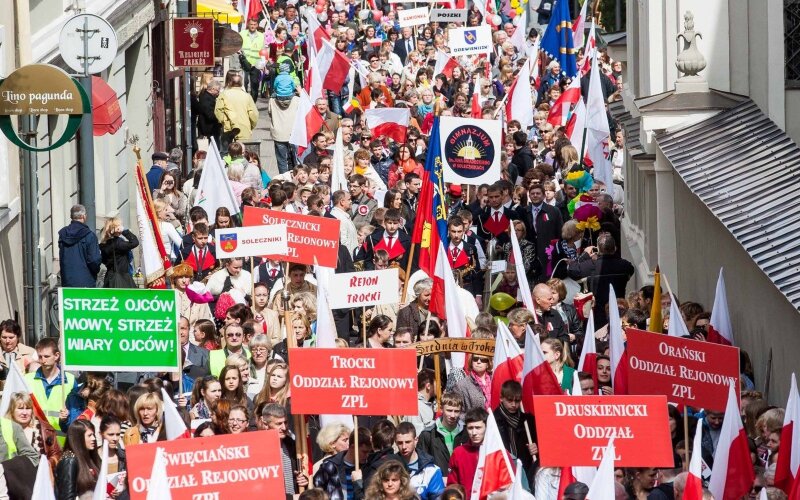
{"left": 1, "top": 0, "right": 790, "bottom": 499}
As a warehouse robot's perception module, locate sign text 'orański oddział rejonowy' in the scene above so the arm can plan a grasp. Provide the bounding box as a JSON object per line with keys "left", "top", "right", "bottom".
{"left": 59, "top": 288, "right": 180, "bottom": 372}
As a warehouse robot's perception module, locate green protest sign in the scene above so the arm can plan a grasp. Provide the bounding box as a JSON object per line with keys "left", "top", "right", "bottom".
{"left": 59, "top": 288, "right": 180, "bottom": 372}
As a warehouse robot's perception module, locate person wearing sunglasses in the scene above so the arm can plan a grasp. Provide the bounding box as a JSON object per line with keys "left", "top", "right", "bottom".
{"left": 209, "top": 323, "right": 250, "bottom": 378}
{"left": 452, "top": 353, "right": 493, "bottom": 413}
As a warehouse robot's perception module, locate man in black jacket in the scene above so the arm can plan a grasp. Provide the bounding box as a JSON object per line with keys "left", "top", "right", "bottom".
{"left": 260, "top": 403, "right": 309, "bottom": 496}
{"left": 533, "top": 283, "right": 570, "bottom": 346}
{"left": 417, "top": 391, "right": 469, "bottom": 478}
{"left": 510, "top": 131, "right": 535, "bottom": 177}
{"left": 494, "top": 381, "right": 538, "bottom": 485}
{"left": 518, "top": 183, "right": 563, "bottom": 282}
{"left": 196, "top": 80, "right": 222, "bottom": 147}
{"left": 362, "top": 420, "right": 404, "bottom": 487}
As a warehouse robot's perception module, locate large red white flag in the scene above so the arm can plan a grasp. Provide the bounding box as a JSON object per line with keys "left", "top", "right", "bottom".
{"left": 572, "top": 0, "right": 588, "bottom": 49}
{"left": 509, "top": 9, "right": 528, "bottom": 54}
{"left": 331, "top": 127, "right": 348, "bottom": 193}
{"left": 505, "top": 57, "right": 534, "bottom": 130}
{"left": 580, "top": 22, "right": 612, "bottom": 187}
{"left": 365, "top": 108, "right": 410, "bottom": 144}
{"left": 304, "top": 10, "right": 330, "bottom": 53}
{"left": 549, "top": 77, "right": 582, "bottom": 127}
{"left": 146, "top": 448, "right": 173, "bottom": 500}
{"left": 160, "top": 388, "right": 190, "bottom": 440}
{"left": 471, "top": 82, "right": 483, "bottom": 119}
{"left": 317, "top": 40, "right": 351, "bottom": 93}
{"left": 776, "top": 373, "right": 800, "bottom": 494}
{"left": 471, "top": 412, "right": 515, "bottom": 500}
{"left": 521, "top": 326, "right": 563, "bottom": 413}
{"left": 578, "top": 310, "right": 598, "bottom": 393}
{"left": 136, "top": 159, "right": 171, "bottom": 288}
{"left": 683, "top": 418, "right": 704, "bottom": 500}
{"left": 667, "top": 293, "right": 690, "bottom": 338}
{"left": 32, "top": 453, "right": 55, "bottom": 500}
{"left": 434, "top": 50, "right": 459, "bottom": 79}
{"left": 709, "top": 384, "right": 755, "bottom": 500}
{"left": 289, "top": 89, "right": 325, "bottom": 152}
{"left": 509, "top": 224, "right": 534, "bottom": 312}
{"left": 492, "top": 321, "right": 525, "bottom": 409}
{"left": 708, "top": 268, "right": 735, "bottom": 346}
{"left": 607, "top": 284, "right": 628, "bottom": 394}
{"left": 586, "top": 439, "right": 616, "bottom": 499}
{"left": 433, "top": 240, "right": 468, "bottom": 369}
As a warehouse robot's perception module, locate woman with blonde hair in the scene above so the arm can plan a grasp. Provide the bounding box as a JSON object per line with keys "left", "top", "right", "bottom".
{"left": 541, "top": 337, "right": 574, "bottom": 392}
{"left": 364, "top": 460, "right": 418, "bottom": 500}
{"left": 291, "top": 291, "right": 318, "bottom": 323}
{"left": 99, "top": 217, "right": 139, "bottom": 288}
{"left": 272, "top": 314, "right": 313, "bottom": 361}
{"left": 123, "top": 392, "right": 165, "bottom": 446}
{"left": 153, "top": 199, "right": 183, "bottom": 260}
{"left": 313, "top": 423, "right": 351, "bottom": 474}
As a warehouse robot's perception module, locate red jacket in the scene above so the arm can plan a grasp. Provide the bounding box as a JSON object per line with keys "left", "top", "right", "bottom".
{"left": 447, "top": 443, "right": 480, "bottom": 490}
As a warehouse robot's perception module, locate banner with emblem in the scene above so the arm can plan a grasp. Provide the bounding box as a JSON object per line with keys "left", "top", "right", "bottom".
{"left": 439, "top": 116, "right": 502, "bottom": 185}
{"left": 448, "top": 25, "right": 492, "bottom": 56}
{"left": 215, "top": 225, "right": 289, "bottom": 259}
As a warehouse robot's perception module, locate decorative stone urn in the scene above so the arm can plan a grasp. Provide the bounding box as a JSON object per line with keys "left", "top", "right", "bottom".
{"left": 675, "top": 11, "right": 708, "bottom": 92}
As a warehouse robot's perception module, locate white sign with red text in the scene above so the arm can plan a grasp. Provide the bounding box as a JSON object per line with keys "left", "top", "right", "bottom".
{"left": 328, "top": 269, "right": 399, "bottom": 309}
{"left": 215, "top": 225, "right": 288, "bottom": 259}
{"left": 398, "top": 7, "right": 430, "bottom": 27}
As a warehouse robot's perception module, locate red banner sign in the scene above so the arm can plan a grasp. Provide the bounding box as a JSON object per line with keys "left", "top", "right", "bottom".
{"left": 532, "top": 395, "right": 673, "bottom": 467}
{"left": 625, "top": 328, "right": 740, "bottom": 412}
{"left": 173, "top": 18, "right": 215, "bottom": 67}
{"left": 289, "top": 348, "right": 418, "bottom": 415}
{"left": 126, "top": 430, "right": 284, "bottom": 500}
{"left": 242, "top": 206, "right": 341, "bottom": 267}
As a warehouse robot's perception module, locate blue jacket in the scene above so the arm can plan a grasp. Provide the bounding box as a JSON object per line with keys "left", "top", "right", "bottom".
{"left": 58, "top": 221, "right": 101, "bottom": 287}
{"left": 408, "top": 450, "right": 445, "bottom": 500}
{"left": 146, "top": 165, "right": 164, "bottom": 194}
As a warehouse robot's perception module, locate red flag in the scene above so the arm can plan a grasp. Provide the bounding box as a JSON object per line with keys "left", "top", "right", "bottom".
{"left": 470, "top": 412, "right": 515, "bottom": 499}
{"left": 304, "top": 11, "right": 330, "bottom": 53}
{"left": 607, "top": 285, "right": 628, "bottom": 395}
{"left": 683, "top": 418, "right": 704, "bottom": 500}
{"left": 521, "top": 328, "right": 563, "bottom": 414}
{"left": 317, "top": 40, "right": 351, "bottom": 93}
{"left": 708, "top": 384, "right": 755, "bottom": 500}
{"left": 247, "top": 0, "right": 263, "bottom": 21}
{"left": 471, "top": 82, "right": 482, "bottom": 118}
{"left": 707, "top": 268, "right": 735, "bottom": 346}
{"left": 577, "top": 310, "right": 598, "bottom": 394}
{"left": 434, "top": 50, "right": 459, "bottom": 79}
{"left": 491, "top": 322, "right": 524, "bottom": 409}
{"left": 776, "top": 374, "right": 800, "bottom": 494}
{"left": 557, "top": 466, "right": 576, "bottom": 498}
{"left": 364, "top": 108, "right": 410, "bottom": 143}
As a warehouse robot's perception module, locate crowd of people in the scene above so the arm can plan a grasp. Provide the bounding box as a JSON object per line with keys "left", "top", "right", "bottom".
{"left": 12, "top": 0, "right": 791, "bottom": 499}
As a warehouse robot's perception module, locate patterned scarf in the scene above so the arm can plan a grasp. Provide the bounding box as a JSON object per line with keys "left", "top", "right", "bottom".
{"left": 470, "top": 371, "right": 492, "bottom": 410}
{"left": 498, "top": 404, "right": 521, "bottom": 456}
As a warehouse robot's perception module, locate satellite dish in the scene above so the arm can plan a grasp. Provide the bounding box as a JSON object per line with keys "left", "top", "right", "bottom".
{"left": 59, "top": 14, "right": 118, "bottom": 75}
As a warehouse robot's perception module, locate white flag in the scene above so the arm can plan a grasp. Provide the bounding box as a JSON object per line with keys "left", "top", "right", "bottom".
{"left": 194, "top": 138, "right": 240, "bottom": 217}
{"left": 92, "top": 441, "right": 109, "bottom": 500}
{"left": 0, "top": 360, "right": 31, "bottom": 416}
{"left": 146, "top": 448, "right": 173, "bottom": 500}
{"left": 315, "top": 265, "right": 338, "bottom": 348}
{"left": 32, "top": 454, "right": 55, "bottom": 500}
{"left": 331, "top": 127, "right": 348, "bottom": 194}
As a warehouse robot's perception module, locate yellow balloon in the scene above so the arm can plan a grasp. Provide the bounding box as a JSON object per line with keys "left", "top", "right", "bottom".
{"left": 510, "top": 0, "right": 519, "bottom": 7}
{"left": 516, "top": 6, "right": 523, "bottom": 14}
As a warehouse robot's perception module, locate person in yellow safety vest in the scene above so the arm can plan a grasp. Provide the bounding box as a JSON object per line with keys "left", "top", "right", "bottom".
{"left": 208, "top": 322, "right": 251, "bottom": 378}
{"left": 239, "top": 17, "right": 266, "bottom": 102}
{"left": 0, "top": 416, "right": 39, "bottom": 499}
{"left": 24, "top": 337, "right": 78, "bottom": 447}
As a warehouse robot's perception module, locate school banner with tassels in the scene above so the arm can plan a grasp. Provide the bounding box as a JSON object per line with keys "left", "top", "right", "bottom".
{"left": 135, "top": 158, "right": 171, "bottom": 288}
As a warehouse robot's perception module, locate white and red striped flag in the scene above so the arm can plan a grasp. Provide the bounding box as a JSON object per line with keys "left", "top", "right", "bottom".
{"left": 683, "top": 418, "right": 704, "bottom": 500}
{"left": 491, "top": 321, "right": 524, "bottom": 409}
{"left": 434, "top": 50, "right": 459, "bottom": 79}
{"left": 136, "top": 157, "right": 172, "bottom": 288}
{"left": 578, "top": 310, "right": 598, "bottom": 393}
{"left": 521, "top": 326, "right": 563, "bottom": 414}
{"left": 572, "top": 0, "right": 588, "bottom": 49}
{"left": 317, "top": 40, "right": 351, "bottom": 93}
{"left": 548, "top": 77, "right": 582, "bottom": 127}
{"left": 471, "top": 80, "right": 483, "bottom": 119}
{"left": 509, "top": 10, "right": 528, "bottom": 54}
{"left": 708, "top": 268, "right": 735, "bottom": 346}
{"left": 470, "top": 412, "right": 515, "bottom": 500}
{"left": 505, "top": 57, "right": 534, "bottom": 130}
{"left": 509, "top": 224, "right": 534, "bottom": 312}
{"left": 776, "top": 373, "right": 800, "bottom": 494}
{"left": 160, "top": 388, "right": 190, "bottom": 439}
{"left": 146, "top": 448, "right": 173, "bottom": 500}
{"left": 433, "top": 239, "right": 469, "bottom": 369}
{"left": 586, "top": 439, "right": 616, "bottom": 499}
{"left": 607, "top": 284, "right": 628, "bottom": 394}
{"left": 365, "top": 108, "right": 410, "bottom": 143}
{"left": 289, "top": 89, "right": 325, "bottom": 154}
{"left": 708, "top": 384, "right": 755, "bottom": 500}
{"left": 304, "top": 10, "right": 330, "bottom": 53}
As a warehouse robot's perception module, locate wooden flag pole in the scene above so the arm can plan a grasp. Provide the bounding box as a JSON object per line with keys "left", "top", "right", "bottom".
{"left": 401, "top": 242, "right": 417, "bottom": 303}
{"left": 283, "top": 289, "right": 308, "bottom": 492}
{"left": 683, "top": 402, "right": 690, "bottom": 472}
{"left": 353, "top": 415, "right": 360, "bottom": 471}
{"left": 362, "top": 306, "right": 368, "bottom": 346}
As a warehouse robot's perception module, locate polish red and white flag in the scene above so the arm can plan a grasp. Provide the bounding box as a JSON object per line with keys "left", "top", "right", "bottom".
{"left": 505, "top": 57, "right": 535, "bottom": 130}
{"left": 707, "top": 268, "right": 735, "bottom": 346}
{"left": 432, "top": 240, "right": 469, "bottom": 369}
{"left": 683, "top": 418, "right": 704, "bottom": 500}
{"left": 776, "top": 373, "right": 800, "bottom": 495}
{"left": 434, "top": 50, "right": 459, "bottom": 79}
{"left": 607, "top": 284, "right": 629, "bottom": 394}
{"left": 491, "top": 321, "right": 525, "bottom": 409}
{"left": 160, "top": 388, "right": 190, "bottom": 440}
{"left": 708, "top": 384, "right": 756, "bottom": 500}
{"left": 548, "top": 77, "right": 582, "bottom": 127}
{"left": 577, "top": 310, "right": 598, "bottom": 393}
{"left": 365, "top": 108, "right": 410, "bottom": 144}
{"left": 470, "top": 412, "right": 515, "bottom": 500}
{"left": 317, "top": 40, "right": 351, "bottom": 93}
{"left": 289, "top": 89, "right": 325, "bottom": 154}
{"left": 471, "top": 81, "right": 483, "bottom": 118}
{"left": 521, "top": 326, "right": 563, "bottom": 413}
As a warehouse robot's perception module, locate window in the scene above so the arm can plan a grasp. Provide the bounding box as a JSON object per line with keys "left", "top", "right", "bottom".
{"left": 786, "top": 0, "right": 800, "bottom": 87}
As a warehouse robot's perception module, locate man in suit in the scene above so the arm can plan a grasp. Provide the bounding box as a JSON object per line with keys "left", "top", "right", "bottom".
{"left": 393, "top": 27, "right": 416, "bottom": 65}
{"left": 566, "top": 233, "right": 634, "bottom": 327}
{"left": 362, "top": 209, "right": 411, "bottom": 271}
{"left": 447, "top": 217, "right": 483, "bottom": 297}
{"left": 518, "top": 183, "right": 563, "bottom": 282}
{"left": 179, "top": 316, "right": 210, "bottom": 381}
{"left": 145, "top": 152, "right": 169, "bottom": 194}
{"left": 476, "top": 183, "right": 516, "bottom": 246}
